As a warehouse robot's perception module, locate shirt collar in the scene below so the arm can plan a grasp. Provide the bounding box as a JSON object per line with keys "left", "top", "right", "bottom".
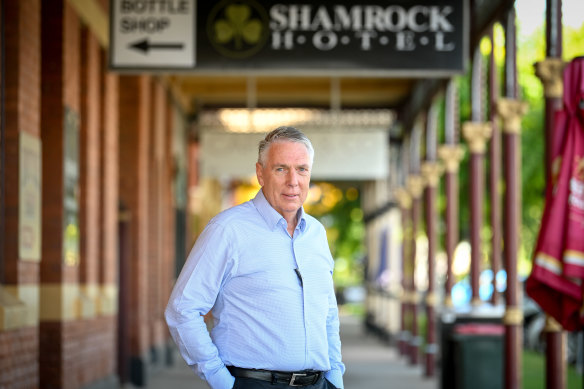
{"left": 253, "top": 189, "right": 307, "bottom": 232}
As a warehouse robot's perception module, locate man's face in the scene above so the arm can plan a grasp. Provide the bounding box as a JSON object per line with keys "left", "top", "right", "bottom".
{"left": 256, "top": 141, "right": 311, "bottom": 221}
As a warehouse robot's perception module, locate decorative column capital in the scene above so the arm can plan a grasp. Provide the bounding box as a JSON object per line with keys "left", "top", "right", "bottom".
{"left": 394, "top": 187, "right": 412, "bottom": 210}
{"left": 534, "top": 58, "right": 566, "bottom": 98}
{"left": 407, "top": 175, "right": 424, "bottom": 199}
{"left": 425, "top": 292, "right": 438, "bottom": 307}
{"left": 421, "top": 162, "right": 444, "bottom": 188}
{"left": 443, "top": 295, "right": 453, "bottom": 308}
{"left": 438, "top": 145, "right": 465, "bottom": 173}
{"left": 496, "top": 98, "right": 528, "bottom": 134}
{"left": 543, "top": 315, "right": 562, "bottom": 332}
{"left": 503, "top": 306, "right": 524, "bottom": 325}
{"left": 405, "top": 291, "right": 420, "bottom": 304}
{"left": 462, "top": 122, "right": 493, "bottom": 154}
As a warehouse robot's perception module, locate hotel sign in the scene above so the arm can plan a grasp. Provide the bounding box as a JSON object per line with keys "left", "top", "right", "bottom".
{"left": 110, "top": 0, "right": 467, "bottom": 75}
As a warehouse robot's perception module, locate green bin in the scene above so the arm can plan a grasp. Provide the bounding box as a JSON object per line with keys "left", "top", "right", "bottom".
{"left": 451, "top": 323, "right": 504, "bottom": 389}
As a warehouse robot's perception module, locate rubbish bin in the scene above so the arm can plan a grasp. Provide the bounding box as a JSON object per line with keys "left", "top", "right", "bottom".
{"left": 451, "top": 323, "right": 504, "bottom": 389}
{"left": 439, "top": 307, "right": 504, "bottom": 389}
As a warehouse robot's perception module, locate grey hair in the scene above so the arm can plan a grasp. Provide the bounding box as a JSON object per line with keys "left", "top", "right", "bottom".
{"left": 257, "top": 126, "right": 314, "bottom": 167}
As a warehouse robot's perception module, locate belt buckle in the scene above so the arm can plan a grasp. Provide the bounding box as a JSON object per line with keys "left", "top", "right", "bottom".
{"left": 289, "top": 373, "right": 306, "bottom": 386}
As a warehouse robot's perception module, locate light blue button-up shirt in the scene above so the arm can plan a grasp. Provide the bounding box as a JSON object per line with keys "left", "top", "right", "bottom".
{"left": 165, "top": 190, "right": 345, "bottom": 389}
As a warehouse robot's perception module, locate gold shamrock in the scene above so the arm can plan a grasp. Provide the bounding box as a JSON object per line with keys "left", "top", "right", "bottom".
{"left": 214, "top": 4, "right": 262, "bottom": 49}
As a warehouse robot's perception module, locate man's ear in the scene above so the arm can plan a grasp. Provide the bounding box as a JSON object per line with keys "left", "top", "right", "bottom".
{"left": 256, "top": 162, "right": 264, "bottom": 186}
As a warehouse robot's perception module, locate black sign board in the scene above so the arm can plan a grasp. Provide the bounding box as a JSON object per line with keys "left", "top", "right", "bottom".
{"left": 196, "top": 0, "right": 467, "bottom": 75}
{"left": 110, "top": 0, "right": 468, "bottom": 75}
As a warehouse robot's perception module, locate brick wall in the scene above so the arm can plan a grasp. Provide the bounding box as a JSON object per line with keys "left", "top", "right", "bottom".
{"left": 40, "top": 0, "right": 67, "bottom": 286}
{"left": 38, "top": 2, "right": 118, "bottom": 388}
{"left": 0, "top": 327, "right": 38, "bottom": 389}
{"left": 79, "top": 26, "right": 101, "bottom": 287}
{"left": 3, "top": 0, "right": 41, "bottom": 283}
{"left": 149, "top": 82, "right": 166, "bottom": 349}
{"left": 119, "top": 75, "right": 152, "bottom": 362}
{"left": 1, "top": 1, "right": 41, "bottom": 388}
{"left": 1, "top": 0, "right": 180, "bottom": 387}
{"left": 99, "top": 51, "right": 119, "bottom": 287}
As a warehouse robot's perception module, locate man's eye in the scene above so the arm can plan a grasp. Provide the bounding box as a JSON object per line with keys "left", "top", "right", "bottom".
{"left": 276, "top": 167, "right": 284, "bottom": 172}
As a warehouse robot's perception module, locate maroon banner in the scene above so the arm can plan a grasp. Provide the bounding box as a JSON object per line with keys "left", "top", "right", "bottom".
{"left": 527, "top": 57, "right": 584, "bottom": 331}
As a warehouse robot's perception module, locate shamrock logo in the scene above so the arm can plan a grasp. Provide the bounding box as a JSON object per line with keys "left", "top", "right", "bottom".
{"left": 207, "top": 0, "right": 268, "bottom": 59}
{"left": 214, "top": 5, "right": 262, "bottom": 49}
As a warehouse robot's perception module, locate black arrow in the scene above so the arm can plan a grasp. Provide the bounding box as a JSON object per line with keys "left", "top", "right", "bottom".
{"left": 129, "top": 39, "right": 184, "bottom": 54}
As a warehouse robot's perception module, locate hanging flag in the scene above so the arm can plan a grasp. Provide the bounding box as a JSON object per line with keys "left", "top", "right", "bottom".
{"left": 526, "top": 57, "right": 584, "bottom": 331}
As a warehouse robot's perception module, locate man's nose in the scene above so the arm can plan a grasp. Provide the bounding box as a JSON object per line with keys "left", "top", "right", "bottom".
{"left": 286, "top": 170, "right": 299, "bottom": 185}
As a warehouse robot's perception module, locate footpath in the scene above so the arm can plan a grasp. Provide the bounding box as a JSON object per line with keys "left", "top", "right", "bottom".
{"left": 144, "top": 314, "right": 437, "bottom": 389}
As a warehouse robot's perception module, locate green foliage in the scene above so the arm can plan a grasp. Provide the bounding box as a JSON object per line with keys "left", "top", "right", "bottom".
{"left": 523, "top": 350, "right": 583, "bottom": 388}
{"left": 310, "top": 184, "right": 366, "bottom": 288}
{"left": 452, "top": 19, "right": 583, "bottom": 276}
{"left": 564, "top": 23, "right": 584, "bottom": 60}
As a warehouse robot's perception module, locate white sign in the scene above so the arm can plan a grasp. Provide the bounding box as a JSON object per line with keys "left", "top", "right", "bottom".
{"left": 110, "top": 0, "right": 196, "bottom": 70}
{"left": 200, "top": 131, "right": 389, "bottom": 181}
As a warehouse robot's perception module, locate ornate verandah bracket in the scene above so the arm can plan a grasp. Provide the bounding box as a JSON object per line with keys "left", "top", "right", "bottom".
{"left": 437, "top": 145, "right": 465, "bottom": 173}
{"left": 534, "top": 58, "right": 566, "bottom": 98}
{"left": 462, "top": 122, "right": 493, "bottom": 154}
{"left": 421, "top": 162, "right": 444, "bottom": 188}
{"left": 497, "top": 98, "right": 529, "bottom": 134}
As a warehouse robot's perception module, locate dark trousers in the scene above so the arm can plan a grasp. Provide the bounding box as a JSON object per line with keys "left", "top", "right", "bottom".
{"left": 233, "top": 375, "right": 338, "bottom": 389}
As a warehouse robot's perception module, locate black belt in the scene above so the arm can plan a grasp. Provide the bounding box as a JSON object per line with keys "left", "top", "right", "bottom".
{"left": 228, "top": 366, "right": 323, "bottom": 387}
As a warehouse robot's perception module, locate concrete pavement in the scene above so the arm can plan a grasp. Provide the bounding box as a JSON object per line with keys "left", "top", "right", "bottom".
{"left": 145, "top": 314, "right": 437, "bottom": 389}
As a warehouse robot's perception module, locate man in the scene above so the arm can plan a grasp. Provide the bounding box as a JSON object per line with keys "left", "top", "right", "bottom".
{"left": 165, "top": 126, "right": 345, "bottom": 389}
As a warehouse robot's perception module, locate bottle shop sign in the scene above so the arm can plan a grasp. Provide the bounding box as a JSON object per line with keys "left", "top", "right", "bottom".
{"left": 110, "top": 0, "right": 196, "bottom": 70}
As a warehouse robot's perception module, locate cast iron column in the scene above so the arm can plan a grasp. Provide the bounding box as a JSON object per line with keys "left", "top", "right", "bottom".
{"left": 395, "top": 186, "right": 412, "bottom": 357}
{"left": 407, "top": 124, "right": 423, "bottom": 366}
{"left": 498, "top": 7, "right": 528, "bottom": 389}
{"left": 421, "top": 104, "right": 442, "bottom": 377}
{"left": 438, "top": 81, "right": 464, "bottom": 307}
{"left": 462, "top": 46, "right": 492, "bottom": 306}
{"left": 534, "top": 0, "right": 566, "bottom": 387}
{"left": 407, "top": 173, "right": 423, "bottom": 365}
{"left": 489, "top": 27, "right": 503, "bottom": 306}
